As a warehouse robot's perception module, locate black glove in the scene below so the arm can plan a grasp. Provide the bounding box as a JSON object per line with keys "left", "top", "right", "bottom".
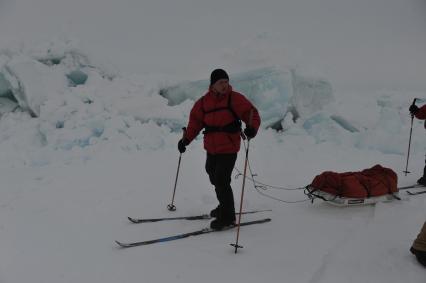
{"left": 410, "top": 104, "right": 419, "bottom": 116}
{"left": 178, "top": 138, "right": 189, "bottom": 153}
{"left": 244, "top": 127, "right": 256, "bottom": 139}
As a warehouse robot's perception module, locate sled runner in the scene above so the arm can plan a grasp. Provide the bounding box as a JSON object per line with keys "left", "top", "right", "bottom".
{"left": 305, "top": 164, "right": 399, "bottom": 206}
{"left": 305, "top": 186, "right": 398, "bottom": 206}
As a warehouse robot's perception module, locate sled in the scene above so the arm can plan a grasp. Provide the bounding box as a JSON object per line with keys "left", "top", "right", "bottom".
{"left": 305, "top": 185, "right": 399, "bottom": 206}
{"left": 305, "top": 164, "right": 399, "bottom": 206}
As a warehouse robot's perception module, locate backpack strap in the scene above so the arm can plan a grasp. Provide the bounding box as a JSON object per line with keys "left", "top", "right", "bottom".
{"left": 201, "top": 93, "right": 242, "bottom": 134}
{"left": 226, "top": 93, "right": 240, "bottom": 121}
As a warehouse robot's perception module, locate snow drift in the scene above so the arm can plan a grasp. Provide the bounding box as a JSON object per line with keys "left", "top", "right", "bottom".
{"left": 0, "top": 40, "right": 422, "bottom": 168}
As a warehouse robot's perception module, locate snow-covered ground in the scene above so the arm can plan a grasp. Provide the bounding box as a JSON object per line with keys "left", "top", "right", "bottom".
{"left": 0, "top": 1, "right": 425, "bottom": 282}
{"left": 0, "top": 122, "right": 425, "bottom": 283}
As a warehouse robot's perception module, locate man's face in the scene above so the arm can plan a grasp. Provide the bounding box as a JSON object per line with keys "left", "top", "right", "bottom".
{"left": 212, "top": 79, "right": 229, "bottom": 95}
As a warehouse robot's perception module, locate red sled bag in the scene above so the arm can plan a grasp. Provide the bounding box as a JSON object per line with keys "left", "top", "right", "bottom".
{"left": 305, "top": 164, "right": 399, "bottom": 206}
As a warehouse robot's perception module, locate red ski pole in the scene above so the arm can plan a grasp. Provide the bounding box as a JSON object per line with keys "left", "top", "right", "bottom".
{"left": 231, "top": 109, "right": 254, "bottom": 253}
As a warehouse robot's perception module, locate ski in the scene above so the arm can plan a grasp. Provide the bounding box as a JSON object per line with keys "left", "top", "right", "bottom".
{"left": 127, "top": 209, "right": 271, "bottom": 223}
{"left": 116, "top": 218, "right": 271, "bottom": 248}
{"left": 398, "top": 184, "right": 425, "bottom": 190}
{"left": 407, "top": 190, "right": 426, "bottom": 196}
{"left": 398, "top": 184, "right": 426, "bottom": 195}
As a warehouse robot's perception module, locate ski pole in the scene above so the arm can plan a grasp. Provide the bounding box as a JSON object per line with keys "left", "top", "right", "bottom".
{"left": 404, "top": 98, "right": 417, "bottom": 176}
{"left": 167, "top": 127, "right": 187, "bottom": 211}
{"left": 231, "top": 109, "right": 254, "bottom": 254}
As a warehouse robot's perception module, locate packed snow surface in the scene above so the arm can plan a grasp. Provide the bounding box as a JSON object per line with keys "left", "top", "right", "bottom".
{"left": 0, "top": 0, "right": 425, "bottom": 282}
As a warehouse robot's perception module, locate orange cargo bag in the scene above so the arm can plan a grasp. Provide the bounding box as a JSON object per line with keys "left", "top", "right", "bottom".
{"left": 310, "top": 164, "right": 398, "bottom": 198}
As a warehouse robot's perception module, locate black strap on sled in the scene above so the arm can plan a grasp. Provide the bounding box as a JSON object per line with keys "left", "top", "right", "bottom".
{"left": 377, "top": 167, "right": 401, "bottom": 200}
{"left": 305, "top": 169, "right": 401, "bottom": 203}
{"left": 201, "top": 93, "right": 242, "bottom": 134}
{"left": 304, "top": 185, "right": 339, "bottom": 203}
{"left": 358, "top": 169, "right": 401, "bottom": 200}
{"left": 354, "top": 174, "right": 371, "bottom": 198}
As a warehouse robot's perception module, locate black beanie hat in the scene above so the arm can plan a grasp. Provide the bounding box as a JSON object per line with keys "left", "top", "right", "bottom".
{"left": 210, "top": 69, "right": 229, "bottom": 86}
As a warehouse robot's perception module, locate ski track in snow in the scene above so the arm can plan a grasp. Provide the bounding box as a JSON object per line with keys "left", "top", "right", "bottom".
{"left": 308, "top": 199, "right": 426, "bottom": 283}
{"left": 307, "top": 219, "right": 365, "bottom": 283}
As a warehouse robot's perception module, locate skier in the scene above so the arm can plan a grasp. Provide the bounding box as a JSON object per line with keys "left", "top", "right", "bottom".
{"left": 409, "top": 103, "right": 426, "bottom": 185}
{"left": 410, "top": 222, "right": 426, "bottom": 267}
{"left": 177, "top": 69, "right": 261, "bottom": 230}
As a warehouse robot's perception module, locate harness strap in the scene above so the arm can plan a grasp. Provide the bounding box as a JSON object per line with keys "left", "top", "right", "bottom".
{"left": 201, "top": 93, "right": 242, "bottom": 134}
{"left": 354, "top": 174, "right": 371, "bottom": 198}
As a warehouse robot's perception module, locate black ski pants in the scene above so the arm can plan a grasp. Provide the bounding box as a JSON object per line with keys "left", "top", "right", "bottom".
{"left": 205, "top": 153, "right": 237, "bottom": 222}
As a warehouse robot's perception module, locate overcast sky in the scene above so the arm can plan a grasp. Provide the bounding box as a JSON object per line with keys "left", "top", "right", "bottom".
{"left": 0, "top": 0, "right": 425, "bottom": 92}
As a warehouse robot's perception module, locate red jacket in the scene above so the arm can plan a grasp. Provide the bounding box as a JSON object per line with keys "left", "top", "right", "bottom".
{"left": 415, "top": 105, "right": 426, "bottom": 120}
{"left": 184, "top": 86, "right": 261, "bottom": 154}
